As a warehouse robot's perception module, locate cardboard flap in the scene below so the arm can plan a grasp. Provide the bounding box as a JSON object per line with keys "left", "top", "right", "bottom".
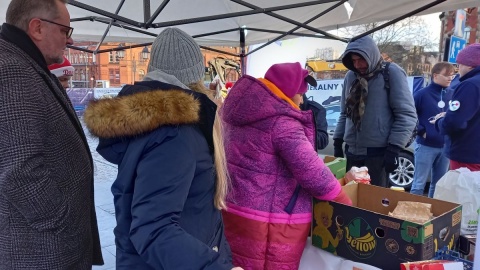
{"left": 342, "top": 184, "right": 358, "bottom": 206}
{"left": 343, "top": 184, "right": 461, "bottom": 221}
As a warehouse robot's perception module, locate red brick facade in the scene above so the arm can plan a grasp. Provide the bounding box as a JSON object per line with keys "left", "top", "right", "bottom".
{"left": 439, "top": 8, "right": 479, "bottom": 59}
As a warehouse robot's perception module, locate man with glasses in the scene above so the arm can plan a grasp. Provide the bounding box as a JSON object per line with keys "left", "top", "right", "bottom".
{"left": 0, "top": 0, "right": 103, "bottom": 269}
{"left": 410, "top": 62, "right": 454, "bottom": 197}
{"left": 39, "top": 18, "right": 74, "bottom": 39}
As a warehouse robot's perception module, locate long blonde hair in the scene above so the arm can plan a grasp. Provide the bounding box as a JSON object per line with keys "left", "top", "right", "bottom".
{"left": 188, "top": 81, "right": 229, "bottom": 210}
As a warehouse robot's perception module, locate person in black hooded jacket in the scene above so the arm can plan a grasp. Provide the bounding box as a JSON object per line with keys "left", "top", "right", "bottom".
{"left": 301, "top": 94, "right": 329, "bottom": 150}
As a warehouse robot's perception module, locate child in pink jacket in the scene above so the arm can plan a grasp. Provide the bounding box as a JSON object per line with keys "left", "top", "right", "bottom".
{"left": 221, "top": 62, "right": 352, "bottom": 270}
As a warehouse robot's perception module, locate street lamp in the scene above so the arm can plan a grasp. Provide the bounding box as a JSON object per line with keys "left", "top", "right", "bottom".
{"left": 141, "top": 46, "right": 150, "bottom": 60}
{"left": 464, "top": 26, "right": 471, "bottom": 44}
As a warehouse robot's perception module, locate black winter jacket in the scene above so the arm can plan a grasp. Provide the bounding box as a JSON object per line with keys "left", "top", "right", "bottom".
{"left": 85, "top": 80, "right": 232, "bottom": 270}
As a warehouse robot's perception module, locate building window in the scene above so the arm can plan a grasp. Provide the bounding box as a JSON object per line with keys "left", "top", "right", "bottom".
{"left": 109, "top": 68, "right": 121, "bottom": 85}
{"left": 80, "top": 69, "right": 85, "bottom": 81}
{"left": 109, "top": 52, "right": 119, "bottom": 63}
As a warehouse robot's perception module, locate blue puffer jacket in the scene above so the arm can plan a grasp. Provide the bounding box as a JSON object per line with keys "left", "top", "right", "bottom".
{"left": 84, "top": 80, "right": 232, "bottom": 270}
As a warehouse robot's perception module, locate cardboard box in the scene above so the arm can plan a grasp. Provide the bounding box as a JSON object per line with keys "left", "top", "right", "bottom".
{"left": 324, "top": 156, "right": 346, "bottom": 180}
{"left": 312, "top": 184, "right": 462, "bottom": 270}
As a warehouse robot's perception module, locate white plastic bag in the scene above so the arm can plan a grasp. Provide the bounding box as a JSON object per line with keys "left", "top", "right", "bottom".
{"left": 299, "top": 238, "right": 381, "bottom": 270}
{"left": 433, "top": 168, "right": 480, "bottom": 235}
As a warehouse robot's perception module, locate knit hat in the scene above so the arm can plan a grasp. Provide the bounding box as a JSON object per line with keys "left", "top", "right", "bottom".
{"left": 48, "top": 56, "right": 74, "bottom": 78}
{"left": 148, "top": 28, "right": 204, "bottom": 85}
{"left": 456, "top": 43, "right": 480, "bottom": 67}
{"left": 264, "top": 62, "right": 317, "bottom": 99}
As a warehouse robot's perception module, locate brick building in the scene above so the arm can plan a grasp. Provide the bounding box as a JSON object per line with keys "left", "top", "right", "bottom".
{"left": 439, "top": 7, "right": 479, "bottom": 60}
{"left": 66, "top": 43, "right": 240, "bottom": 88}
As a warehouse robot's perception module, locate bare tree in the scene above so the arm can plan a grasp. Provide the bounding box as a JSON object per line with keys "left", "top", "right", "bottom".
{"left": 338, "top": 16, "right": 439, "bottom": 74}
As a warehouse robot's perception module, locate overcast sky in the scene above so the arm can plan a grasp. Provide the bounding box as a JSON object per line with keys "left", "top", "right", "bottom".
{"left": 246, "top": 13, "right": 444, "bottom": 76}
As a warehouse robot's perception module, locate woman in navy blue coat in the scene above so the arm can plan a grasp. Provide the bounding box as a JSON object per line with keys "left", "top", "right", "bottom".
{"left": 85, "top": 28, "right": 238, "bottom": 270}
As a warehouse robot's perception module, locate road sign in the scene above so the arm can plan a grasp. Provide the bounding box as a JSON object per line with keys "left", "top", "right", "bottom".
{"left": 448, "top": 36, "right": 467, "bottom": 64}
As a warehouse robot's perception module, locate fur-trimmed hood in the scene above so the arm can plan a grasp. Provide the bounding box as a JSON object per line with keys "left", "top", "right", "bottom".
{"left": 85, "top": 81, "right": 217, "bottom": 165}
{"left": 84, "top": 87, "right": 201, "bottom": 139}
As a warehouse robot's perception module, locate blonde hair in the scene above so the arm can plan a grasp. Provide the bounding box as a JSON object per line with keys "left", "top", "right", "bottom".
{"left": 188, "top": 81, "right": 230, "bottom": 210}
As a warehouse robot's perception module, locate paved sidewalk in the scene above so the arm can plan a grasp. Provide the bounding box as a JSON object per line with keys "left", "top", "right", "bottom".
{"left": 85, "top": 126, "right": 117, "bottom": 270}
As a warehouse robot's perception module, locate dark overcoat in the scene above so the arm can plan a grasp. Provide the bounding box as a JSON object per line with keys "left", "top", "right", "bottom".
{"left": 0, "top": 24, "right": 103, "bottom": 269}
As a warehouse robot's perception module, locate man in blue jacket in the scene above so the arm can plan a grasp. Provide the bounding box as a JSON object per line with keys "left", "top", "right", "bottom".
{"left": 333, "top": 36, "right": 417, "bottom": 187}
{"left": 434, "top": 43, "right": 480, "bottom": 171}
{"left": 410, "top": 62, "right": 454, "bottom": 197}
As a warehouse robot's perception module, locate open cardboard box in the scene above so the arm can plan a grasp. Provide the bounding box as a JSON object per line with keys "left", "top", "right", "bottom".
{"left": 312, "top": 184, "right": 462, "bottom": 270}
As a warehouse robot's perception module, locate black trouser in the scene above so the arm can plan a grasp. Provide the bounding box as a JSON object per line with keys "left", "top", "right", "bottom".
{"left": 345, "top": 145, "right": 387, "bottom": 187}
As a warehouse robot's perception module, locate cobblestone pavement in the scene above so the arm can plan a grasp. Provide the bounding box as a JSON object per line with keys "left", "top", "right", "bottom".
{"left": 83, "top": 123, "right": 117, "bottom": 270}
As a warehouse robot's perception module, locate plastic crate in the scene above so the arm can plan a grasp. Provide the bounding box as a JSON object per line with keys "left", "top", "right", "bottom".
{"left": 433, "top": 246, "right": 474, "bottom": 270}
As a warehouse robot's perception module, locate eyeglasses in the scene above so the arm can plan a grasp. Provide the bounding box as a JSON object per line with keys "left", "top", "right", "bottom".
{"left": 436, "top": 73, "right": 455, "bottom": 79}
{"left": 39, "top": 18, "right": 74, "bottom": 39}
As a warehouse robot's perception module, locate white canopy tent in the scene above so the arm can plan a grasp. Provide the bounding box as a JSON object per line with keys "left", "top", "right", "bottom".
{"left": 1, "top": 0, "right": 479, "bottom": 55}
{"left": 64, "top": 0, "right": 352, "bottom": 46}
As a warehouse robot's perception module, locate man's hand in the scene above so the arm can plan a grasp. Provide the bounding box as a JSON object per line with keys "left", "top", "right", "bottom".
{"left": 232, "top": 267, "right": 244, "bottom": 270}
{"left": 384, "top": 144, "right": 402, "bottom": 174}
{"left": 429, "top": 112, "right": 446, "bottom": 124}
{"left": 333, "top": 139, "right": 344, "bottom": 158}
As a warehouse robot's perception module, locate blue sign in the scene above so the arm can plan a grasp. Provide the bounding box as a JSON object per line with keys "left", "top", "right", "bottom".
{"left": 448, "top": 36, "right": 467, "bottom": 63}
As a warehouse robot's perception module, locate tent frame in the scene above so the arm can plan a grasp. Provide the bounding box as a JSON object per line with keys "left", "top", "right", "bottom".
{"left": 66, "top": 0, "right": 447, "bottom": 74}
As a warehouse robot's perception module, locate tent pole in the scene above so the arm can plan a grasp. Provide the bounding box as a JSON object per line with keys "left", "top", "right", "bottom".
{"left": 199, "top": 46, "right": 239, "bottom": 57}
{"left": 151, "top": 0, "right": 333, "bottom": 29}
{"left": 230, "top": 0, "right": 345, "bottom": 41}
{"left": 246, "top": 0, "right": 348, "bottom": 57}
{"left": 192, "top": 28, "right": 240, "bottom": 39}
{"left": 245, "top": 28, "right": 339, "bottom": 39}
{"left": 95, "top": 42, "right": 153, "bottom": 54}
{"left": 69, "top": 0, "right": 142, "bottom": 27}
{"left": 144, "top": 0, "right": 170, "bottom": 28}
{"left": 143, "top": 0, "right": 151, "bottom": 24}
{"left": 93, "top": 18, "right": 158, "bottom": 37}
{"left": 94, "top": 0, "right": 126, "bottom": 52}
{"left": 240, "top": 28, "right": 246, "bottom": 76}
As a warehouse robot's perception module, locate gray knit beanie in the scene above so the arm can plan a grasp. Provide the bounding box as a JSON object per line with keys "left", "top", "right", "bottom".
{"left": 148, "top": 28, "right": 204, "bottom": 85}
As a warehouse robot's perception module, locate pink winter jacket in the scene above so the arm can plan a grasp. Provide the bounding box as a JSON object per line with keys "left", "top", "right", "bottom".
{"left": 221, "top": 75, "right": 342, "bottom": 270}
